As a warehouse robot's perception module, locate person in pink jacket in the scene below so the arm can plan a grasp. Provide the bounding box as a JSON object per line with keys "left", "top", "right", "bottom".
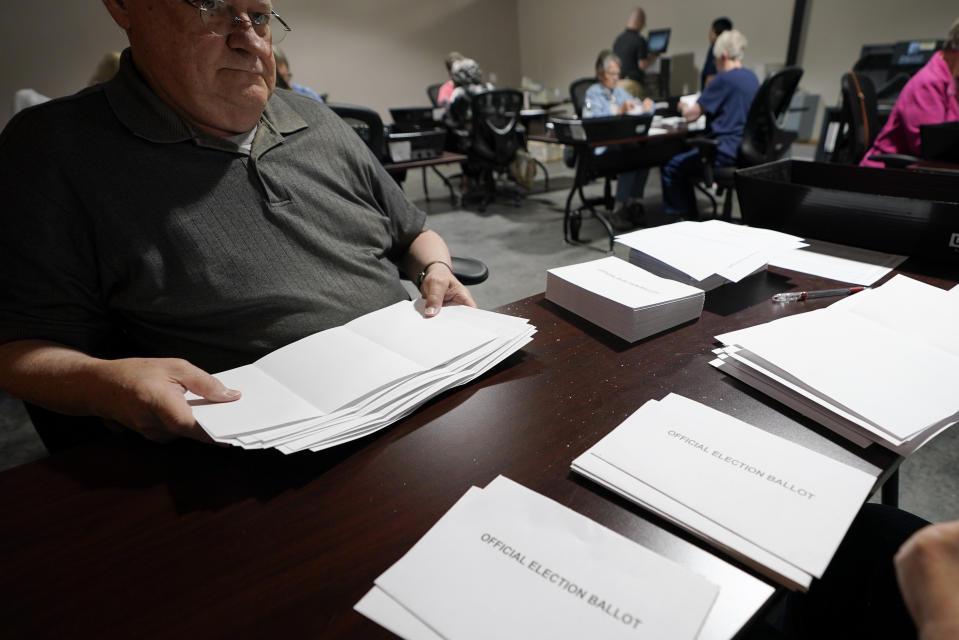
{"left": 861, "top": 18, "right": 959, "bottom": 167}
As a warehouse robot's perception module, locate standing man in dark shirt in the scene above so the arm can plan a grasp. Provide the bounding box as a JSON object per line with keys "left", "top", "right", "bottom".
{"left": 612, "top": 7, "right": 658, "bottom": 98}
{"left": 701, "top": 17, "right": 733, "bottom": 90}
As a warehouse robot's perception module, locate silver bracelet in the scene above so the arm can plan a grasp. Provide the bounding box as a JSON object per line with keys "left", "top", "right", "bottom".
{"left": 416, "top": 260, "right": 453, "bottom": 289}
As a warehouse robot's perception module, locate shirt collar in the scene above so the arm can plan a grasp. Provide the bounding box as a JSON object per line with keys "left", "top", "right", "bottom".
{"left": 104, "top": 48, "right": 308, "bottom": 149}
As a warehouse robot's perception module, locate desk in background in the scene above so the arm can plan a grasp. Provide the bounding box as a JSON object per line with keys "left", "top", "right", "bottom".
{"left": 382, "top": 151, "right": 466, "bottom": 205}
{"left": 532, "top": 127, "right": 687, "bottom": 251}
{"left": 4, "top": 263, "right": 955, "bottom": 638}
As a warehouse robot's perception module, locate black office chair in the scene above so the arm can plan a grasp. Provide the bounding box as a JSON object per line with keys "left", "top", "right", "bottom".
{"left": 327, "top": 102, "right": 389, "bottom": 161}
{"left": 833, "top": 72, "right": 922, "bottom": 169}
{"left": 452, "top": 88, "right": 527, "bottom": 212}
{"left": 832, "top": 70, "right": 880, "bottom": 165}
{"left": 328, "top": 102, "right": 489, "bottom": 285}
{"left": 569, "top": 77, "right": 593, "bottom": 119}
{"left": 692, "top": 66, "right": 804, "bottom": 220}
{"left": 426, "top": 83, "right": 443, "bottom": 107}
{"left": 563, "top": 77, "right": 617, "bottom": 208}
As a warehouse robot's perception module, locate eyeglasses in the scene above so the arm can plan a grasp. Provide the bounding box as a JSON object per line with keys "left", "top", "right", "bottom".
{"left": 182, "top": 0, "right": 291, "bottom": 44}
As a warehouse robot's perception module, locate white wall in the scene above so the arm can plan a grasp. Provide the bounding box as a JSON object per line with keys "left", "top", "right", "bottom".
{"left": 279, "top": 0, "right": 521, "bottom": 116}
{"left": 800, "top": 0, "right": 955, "bottom": 134}
{"left": 0, "top": 0, "right": 520, "bottom": 129}
{"left": 516, "top": 0, "right": 793, "bottom": 97}
{"left": 516, "top": 0, "right": 957, "bottom": 138}
{"left": 1, "top": 1, "right": 956, "bottom": 139}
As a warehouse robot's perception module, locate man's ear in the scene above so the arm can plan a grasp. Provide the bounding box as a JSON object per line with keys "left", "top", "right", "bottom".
{"left": 103, "top": 0, "right": 132, "bottom": 30}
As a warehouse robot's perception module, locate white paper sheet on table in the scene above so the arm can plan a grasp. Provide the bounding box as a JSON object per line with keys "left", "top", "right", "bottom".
{"left": 767, "top": 238, "right": 907, "bottom": 286}
{"left": 577, "top": 394, "right": 875, "bottom": 580}
{"left": 715, "top": 276, "right": 959, "bottom": 452}
{"left": 360, "top": 475, "right": 719, "bottom": 640}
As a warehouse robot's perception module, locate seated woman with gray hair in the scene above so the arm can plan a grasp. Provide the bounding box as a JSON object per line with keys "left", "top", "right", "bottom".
{"left": 661, "top": 29, "right": 758, "bottom": 219}
{"left": 444, "top": 58, "right": 493, "bottom": 130}
{"left": 582, "top": 49, "right": 654, "bottom": 231}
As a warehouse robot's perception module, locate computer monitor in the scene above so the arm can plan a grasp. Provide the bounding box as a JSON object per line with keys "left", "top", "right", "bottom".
{"left": 892, "top": 39, "right": 941, "bottom": 68}
{"left": 647, "top": 28, "right": 671, "bottom": 55}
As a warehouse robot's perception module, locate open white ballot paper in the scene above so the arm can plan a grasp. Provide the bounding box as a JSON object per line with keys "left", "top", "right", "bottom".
{"left": 356, "top": 475, "right": 719, "bottom": 640}
{"left": 190, "top": 301, "right": 535, "bottom": 453}
{"left": 767, "top": 238, "right": 907, "bottom": 286}
{"left": 572, "top": 394, "right": 876, "bottom": 591}
{"left": 712, "top": 275, "right": 959, "bottom": 455}
{"left": 614, "top": 221, "right": 807, "bottom": 291}
{"left": 546, "top": 256, "right": 704, "bottom": 342}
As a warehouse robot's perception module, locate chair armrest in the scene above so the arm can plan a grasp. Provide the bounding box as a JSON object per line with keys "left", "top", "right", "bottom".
{"left": 867, "top": 153, "right": 921, "bottom": 169}
{"left": 687, "top": 137, "right": 719, "bottom": 150}
{"left": 687, "top": 137, "right": 719, "bottom": 184}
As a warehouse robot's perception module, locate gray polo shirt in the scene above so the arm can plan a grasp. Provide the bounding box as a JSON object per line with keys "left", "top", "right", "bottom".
{"left": 0, "top": 50, "right": 426, "bottom": 371}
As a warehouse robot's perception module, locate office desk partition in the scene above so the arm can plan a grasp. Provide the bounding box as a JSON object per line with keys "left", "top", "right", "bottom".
{"left": 2, "top": 263, "right": 954, "bottom": 638}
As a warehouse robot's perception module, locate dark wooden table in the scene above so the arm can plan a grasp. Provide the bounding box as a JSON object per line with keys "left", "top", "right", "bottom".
{"left": 382, "top": 151, "right": 467, "bottom": 205}
{"left": 531, "top": 127, "right": 688, "bottom": 250}
{"left": 2, "top": 261, "right": 955, "bottom": 639}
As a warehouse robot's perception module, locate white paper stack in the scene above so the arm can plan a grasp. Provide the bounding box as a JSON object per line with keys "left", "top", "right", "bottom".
{"left": 572, "top": 394, "right": 877, "bottom": 591}
{"left": 614, "top": 220, "right": 807, "bottom": 291}
{"left": 712, "top": 275, "right": 959, "bottom": 455}
{"left": 546, "top": 256, "right": 704, "bottom": 342}
{"left": 356, "top": 475, "right": 719, "bottom": 640}
{"left": 191, "top": 301, "right": 536, "bottom": 453}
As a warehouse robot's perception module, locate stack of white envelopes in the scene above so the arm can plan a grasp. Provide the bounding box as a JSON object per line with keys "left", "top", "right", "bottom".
{"left": 356, "top": 475, "right": 719, "bottom": 640}
{"left": 573, "top": 394, "right": 877, "bottom": 591}
{"left": 712, "top": 275, "right": 959, "bottom": 455}
{"left": 614, "top": 220, "right": 807, "bottom": 290}
{"left": 546, "top": 256, "right": 704, "bottom": 342}
{"left": 191, "top": 301, "right": 535, "bottom": 453}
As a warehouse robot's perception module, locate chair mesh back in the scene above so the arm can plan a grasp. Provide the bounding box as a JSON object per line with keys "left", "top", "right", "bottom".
{"left": 569, "top": 78, "right": 595, "bottom": 118}
{"left": 470, "top": 89, "right": 524, "bottom": 167}
{"left": 836, "top": 71, "right": 879, "bottom": 164}
{"left": 739, "top": 66, "right": 803, "bottom": 166}
{"left": 426, "top": 83, "right": 443, "bottom": 107}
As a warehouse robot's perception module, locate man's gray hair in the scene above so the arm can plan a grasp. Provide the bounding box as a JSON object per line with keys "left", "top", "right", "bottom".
{"left": 713, "top": 29, "right": 748, "bottom": 61}
{"left": 946, "top": 17, "right": 959, "bottom": 50}
{"left": 595, "top": 49, "right": 622, "bottom": 76}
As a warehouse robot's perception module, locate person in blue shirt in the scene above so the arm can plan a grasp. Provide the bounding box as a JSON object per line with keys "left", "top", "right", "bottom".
{"left": 701, "top": 17, "right": 732, "bottom": 90}
{"left": 274, "top": 47, "right": 324, "bottom": 103}
{"left": 583, "top": 50, "right": 654, "bottom": 230}
{"left": 661, "top": 29, "right": 758, "bottom": 219}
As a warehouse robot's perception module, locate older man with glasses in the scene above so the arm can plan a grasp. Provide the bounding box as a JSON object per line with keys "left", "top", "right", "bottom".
{"left": 0, "top": 0, "right": 475, "bottom": 447}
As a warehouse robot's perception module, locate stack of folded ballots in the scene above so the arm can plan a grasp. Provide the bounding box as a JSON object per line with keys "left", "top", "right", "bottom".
{"left": 614, "top": 220, "right": 807, "bottom": 291}
{"left": 356, "top": 475, "right": 720, "bottom": 640}
{"left": 190, "top": 301, "right": 535, "bottom": 453}
{"left": 572, "top": 393, "right": 877, "bottom": 591}
{"left": 711, "top": 275, "right": 959, "bottom": 455}
{"left": 545, "top": 256, "right": 704, "bottom": 342}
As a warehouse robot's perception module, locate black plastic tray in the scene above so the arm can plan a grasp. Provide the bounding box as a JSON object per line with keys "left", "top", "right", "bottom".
{"left": 736, "top": 159, "right": 959, "bottom": 262}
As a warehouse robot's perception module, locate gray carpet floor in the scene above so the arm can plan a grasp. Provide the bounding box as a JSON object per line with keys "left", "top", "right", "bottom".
{"left": 2, "top": 155, "right": 957, "bottom": 526}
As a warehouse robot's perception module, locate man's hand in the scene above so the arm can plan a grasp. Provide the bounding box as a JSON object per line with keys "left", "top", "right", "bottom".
{"left": 419, "top": 262, "right": 477, "bottom": 317}
{"left": 895, "top": 520, "right": 959, "bottom": 640}
{"left": 0, "top": 339, "right": 241, "bottom": 444}
{"left": 403, "top": 229, "right": 477, "bottom": 317}
{"left": 94, "top": 357, "right": 241, "bottom": 442}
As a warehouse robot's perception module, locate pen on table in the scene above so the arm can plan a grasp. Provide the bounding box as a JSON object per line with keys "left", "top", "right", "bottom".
{"left": 771, "top": 286, "right": 866, "bottom": 303}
